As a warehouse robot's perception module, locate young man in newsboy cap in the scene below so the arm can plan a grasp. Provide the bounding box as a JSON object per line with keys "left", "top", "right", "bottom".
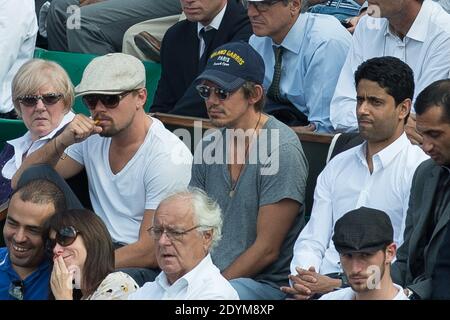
{"left": 320, "top": 207, "right": 408, "bottom": 300}
{"left": 12, "top": 53, "right": 193, "bottom": 285}
{"left": 189, "top": 41, "right": 308, "bottom": 299}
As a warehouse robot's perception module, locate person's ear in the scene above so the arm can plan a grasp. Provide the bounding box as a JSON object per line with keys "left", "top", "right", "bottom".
{"left": 398, "top": 98, "right": 412, "bottom": 122}
{"left": 202, "top": 229, "right": 213, "bottom": 252}
{"left": 247, "top": 84, "right": 264, "bottom": 106}
{"left": 385, "top": 243, "right": 397, "bottom": 264}
{"left": 136, "top": 88, "right": 148, "bottom": 110}
{"left": 290, "top": 0, "right": 302, "bottom": 16}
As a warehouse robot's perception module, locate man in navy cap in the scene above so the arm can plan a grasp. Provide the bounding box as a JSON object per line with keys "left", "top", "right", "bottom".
{"left": 320, "top": 207, "right": 409, "bottom": 300}
{"left": 190, "top": 41, "right": 308, "bottom": 299}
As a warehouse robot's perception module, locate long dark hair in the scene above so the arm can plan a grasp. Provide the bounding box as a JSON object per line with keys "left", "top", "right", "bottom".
{"left": 46, "top": 209, "right": 115, "bottom": 298}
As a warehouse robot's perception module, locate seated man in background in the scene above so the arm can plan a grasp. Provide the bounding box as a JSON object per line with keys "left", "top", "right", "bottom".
{"left": 247, "top": 0, "right": 352, "bottom": 132}
{"left": 45, "top": 0, "right": 181, "bottom": 54}
{"left": 0, "top": 179, "right": 67, "bottom": 300}
{"left": 190, "top": 42, "right": 308, "bottom": 299}
{"left": 12, "top": 53, "right": 193, "bottom": 286}
{"left": 0, "top": 0, "right": 37, "bottom": 119}
{"left": 330, "top": 0, "right": 450, "bottom": 144}
{"left": 150, "top": 0, "right": 252, "bottom": 118}
{"left": 392, "top": 79, "right": 450, "bottom": 300}
{"left": 283, "top": 57, "right": 427, "bottom": 299}
{"left": 129, "top": 189, "right": 239, "bottom": 300}
{"left": 320, "top": 207, "right": 408, "bottom": 300}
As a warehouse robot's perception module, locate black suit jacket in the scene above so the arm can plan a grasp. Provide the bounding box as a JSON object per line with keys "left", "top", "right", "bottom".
{"left": 391, "top": 159, "right": 450, "bottom": 299}
{"left": 150, "top": 0, "right": 252, "bottom": 118}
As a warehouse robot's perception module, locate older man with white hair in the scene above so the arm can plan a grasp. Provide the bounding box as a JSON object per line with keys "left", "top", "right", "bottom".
{"left": 129, "top": 188, "right": 239, "bottom": 300}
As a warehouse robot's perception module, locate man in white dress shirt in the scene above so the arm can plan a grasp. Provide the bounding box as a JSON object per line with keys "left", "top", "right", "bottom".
{"left": 330, "top": 0, "right": 450, "bottom": 145}
{"left": 320, "top": 207, "right": 408, "bottom": 300}
{"left": 282, "top": 56, "right": 428, "bottom": 299}
{"left": 129, "top": 188, "right": 239, "bottom": 300}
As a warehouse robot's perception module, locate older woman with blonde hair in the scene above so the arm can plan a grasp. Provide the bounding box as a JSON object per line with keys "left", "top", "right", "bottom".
{"left": 0, "top": 59, "right": 75, "bottom": 204}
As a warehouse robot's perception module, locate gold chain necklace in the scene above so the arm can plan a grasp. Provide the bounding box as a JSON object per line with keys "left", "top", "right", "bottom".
{"left": 228, "top": 113, "right": 262, "bottom": 197}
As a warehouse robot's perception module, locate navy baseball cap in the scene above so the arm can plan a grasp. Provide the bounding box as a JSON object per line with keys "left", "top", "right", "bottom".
{"left": 195, "top": 41, "right": 265, "bottom": 92}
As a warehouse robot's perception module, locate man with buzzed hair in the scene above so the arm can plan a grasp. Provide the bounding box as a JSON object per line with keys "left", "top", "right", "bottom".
{"left": 0, "top": 179, "right": 67, "bottom": 300}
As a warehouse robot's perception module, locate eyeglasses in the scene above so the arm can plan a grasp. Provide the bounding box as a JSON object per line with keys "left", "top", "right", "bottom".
{"left": 46, "top": 226, "right": 81, "bottom": 251}
{"left": 148, "top": 225, "right": 209, "bottom": 242}
{"left": 242, "top": 0, "right": 282, "bottom": 12}
{"left": 9, "top": 280, "right": 24, "bottom": 300}
{"left": 17, "top": 93, "right": 63, "bottom": 107}
{"left": 82, "top": 90, "right": 134, "bottom": 110}
{"left": 195, "top": 84, "right": 233, "bottom": 101}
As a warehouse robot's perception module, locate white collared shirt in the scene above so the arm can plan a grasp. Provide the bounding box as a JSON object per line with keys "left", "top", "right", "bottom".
{"left": 197, "top": 3, "right": 227, "bottom": 58}
{"left": 128, "top": 254, "right": 239, "bottom": 300}
{"left": 320, "top": 283, "right": 409, "bottom": 300}
{"left": 0, "top": 0, "right": 38, "bottom": 113}
{"left": 2, "top": 111, "right": 75, "bottom": 179}
{"left": 330, "top": 0, "right": 450, "bottom": 132}
{"left": 290, "top": 133, "right": 428, "bottom": 275}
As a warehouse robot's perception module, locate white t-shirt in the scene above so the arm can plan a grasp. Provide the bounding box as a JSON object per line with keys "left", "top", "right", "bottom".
{"left": 66, "top": 117, "right": 192, "bottom": 244}
{"left": 129, "top": 254, "right": 239, "bottom": 300}
{"left": 320, "top": 283, "right": 409, "bottom": 300}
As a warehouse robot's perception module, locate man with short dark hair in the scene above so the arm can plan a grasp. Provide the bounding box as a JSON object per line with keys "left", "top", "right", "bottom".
{"left": 284, "top": 56, "right": 427, "bottom": 299}
{"left": 190, "top": 41, "right": 308, "bottom": 299}
{"left": 320, "top": 207, "right": 408, "bottom": 300}
{"left": 331, "top": 0, "right": 450, "bottom": 144}
{"left": 392, "top": 79, "right": 450, "bottom": 300}
{"left": 0, "top": 179, "right": 66, "bottom": 300}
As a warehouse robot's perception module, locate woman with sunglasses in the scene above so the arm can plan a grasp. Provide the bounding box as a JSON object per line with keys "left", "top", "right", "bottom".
{"left": 46, "top": 209, "right": 138, "bottom": 300}
{"left": 0, "top": 59, "right": 75, "bottom": 204}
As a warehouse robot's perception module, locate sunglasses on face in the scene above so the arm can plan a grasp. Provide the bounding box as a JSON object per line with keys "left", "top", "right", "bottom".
{"left": 242, "top": 0, "right": 282, "bottom": 12}
{"left": 82, "top": 90, "right": 134, "bottom": 110}
{"left": 17, "top": 93, "right": 63, "bottom": 107}
{"left": 46, "top": 226, "right": 80, "bottom": 251}
{"left": 195, "top": 84, "right": 233, "bottom": 101}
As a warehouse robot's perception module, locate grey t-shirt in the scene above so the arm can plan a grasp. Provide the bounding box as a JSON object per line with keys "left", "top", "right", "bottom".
{"left": 190, "top": 116, "right": 308, "bottom": 288}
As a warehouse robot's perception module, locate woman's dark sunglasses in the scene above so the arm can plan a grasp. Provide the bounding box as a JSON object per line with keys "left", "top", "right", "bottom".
{"left": 46, "top": 226, "right": 80, "bottom": 252}
{"left": 17, "top": 93, "right": 63, "bottom": 107}
{"left": 195, "top": 84, "right": 232, "bottom": 101}
{"left": 82, "top": 90, "right": 134, "bottom": 110}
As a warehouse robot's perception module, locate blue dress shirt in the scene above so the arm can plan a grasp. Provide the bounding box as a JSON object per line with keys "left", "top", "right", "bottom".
{"left": 250, "top": 13, "right": 351, "bottom": 133}
{"left": 0, "top": 247, "right": 51, "bottom": 300}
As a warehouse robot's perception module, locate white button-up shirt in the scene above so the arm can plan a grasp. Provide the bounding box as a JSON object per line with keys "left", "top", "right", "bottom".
{"left": 129, "top": 254, "right": 239, "bottom": 300}
{"left": 197, "top": 3, "right": 226, "bottom": 58}
{"left": 0, "top": 0, "right": 38, "bottom": 113}
{"left": 330, "top": 0, "right": 450, "bottom": 132}
{"left": 290, "top": 133, "right": 428, "bottom": 275}
{"left": 2, "top": 111, "right": 75, "bottom": 179}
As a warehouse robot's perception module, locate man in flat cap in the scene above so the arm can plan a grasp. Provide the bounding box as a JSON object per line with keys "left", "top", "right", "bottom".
{"left": 12, "top": 53, "right": 193, "bottom": 285}
{"left": 320, "top": 207, "right": 408, "bottom": 300}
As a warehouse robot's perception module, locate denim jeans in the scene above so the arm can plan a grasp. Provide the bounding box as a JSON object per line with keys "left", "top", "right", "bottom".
{"left": 230, "top": 278, "right": 287, "bottom": 300}
{"left": 308, "top": 1, "right": 360, "bottom": 22}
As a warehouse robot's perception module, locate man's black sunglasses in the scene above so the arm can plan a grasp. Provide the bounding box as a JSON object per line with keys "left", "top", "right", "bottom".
{"left": 82, "top": 90, "right": 135, "bottom": 110}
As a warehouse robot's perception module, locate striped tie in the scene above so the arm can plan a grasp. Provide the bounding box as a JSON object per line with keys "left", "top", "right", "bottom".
{"left": 267, "top": 46, "right": 284, "bottom": 103}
